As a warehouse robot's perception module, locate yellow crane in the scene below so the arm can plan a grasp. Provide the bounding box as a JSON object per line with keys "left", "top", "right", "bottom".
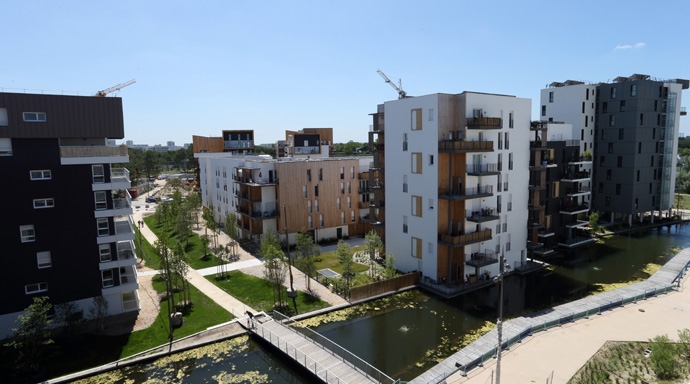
{"left": 96, "top": 79, "right": 136, "bottom": 97}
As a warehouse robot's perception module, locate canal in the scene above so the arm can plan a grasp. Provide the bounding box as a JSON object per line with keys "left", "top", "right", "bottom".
{"left": 78, "top": 224, "right": 690, "bottom": 383}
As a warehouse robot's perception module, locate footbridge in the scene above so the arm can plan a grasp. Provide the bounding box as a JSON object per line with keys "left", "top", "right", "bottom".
{"left": 245, "top": 311, "right": 396, "bottom": 384}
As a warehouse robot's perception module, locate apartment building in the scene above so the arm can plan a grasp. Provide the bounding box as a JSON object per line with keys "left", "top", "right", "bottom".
{"left": 195, "top": 153, "right": 371, "bottom": 244}
{"left": 542, "top": 74, "right": 688, "bottom": 226}
{"left": 281, "top": 128, "right": 334, "bottom": 158}
{"left": 0, "top": 92, "right": 139, "bottom": 338}
{"left": 192, "top": 130, "right": 254, "bottom": 155}
{"left": 381, "top": 92, "right": 530, "bottom": 285}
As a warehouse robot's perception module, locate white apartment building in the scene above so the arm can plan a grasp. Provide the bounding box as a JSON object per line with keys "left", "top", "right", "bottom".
{"left": 384, "top": 92, "right": 530, "bottom": 285}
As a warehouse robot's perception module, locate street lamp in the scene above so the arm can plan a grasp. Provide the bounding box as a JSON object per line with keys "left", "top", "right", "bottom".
{"left": 494, "top": 254, "right": 510, "bottom": 384}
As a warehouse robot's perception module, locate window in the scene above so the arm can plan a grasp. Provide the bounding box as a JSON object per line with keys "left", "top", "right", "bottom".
{"left": 351, "top": 210, "right": 355, "bottom": 222}
{"left": 496, "top": 223, "right": 501, "bottom": 234}
{"left": 631, "top": 84, "right": 637, "bottom": 97}
{"left": 608, "top": 143, "right": 613, "bottom": 154}
{"left": 606, "top": 170, "right": 612, "bottom": 180}
{"left": 403, "top": 133, "right": 408, "bottom": 151}
{"left": 428, "top": 198, "right": 434, "bottom": 210}
{"left": 25, "top": 282, "right": 48, "bottom": 294}
{"left": 429, "top": 155, "right": 434, "bottom": 165}
{"left": 37, "top": 251, "right": 52, "bottom": 268}
{"left": 315, "top": 185, "right": 319, "bottom": 197}
{"left": 600, "top": 155, "right": 605, "bottom": 166}
{"left": 315, "top": 200, "right": 319, "bottom": 212}
{"left": 340, "top": 167, "right": 344, "bottom": 180}
{"left": 649, "top": 183, "right": 653, "bottom": 193}
{"left": 92, "top": 165, "right": 105, "bottom": 183}
{"left": 638, "top": 142, "right": 642, "bottom": 154}
{"left": 347, "top": 196, "right": 351, "bottom": 209}
{"left": 33, "top": 198, "right": 55, "bottom": 209}
{"left": 549, "top": 92, "right": 554, "bottom": 103}
{"left": 541, "top": 105, "right": 546, "bottom": 116}
{"left": 350, "top": 166, "right": 355, "bottom": 179}
{"left": 23, "top": 112, "right": 47, "bottom": 122}
{"left": 0, "top": 138, "right": 12, "bottom": 156}
{"left": 428, "top": 108, "right": 434, "bottom": 121}
{"left": 403, "top": 216, "right": 408, "bottom": 233}
{"left": 635, "top": 198, "right": 639, "bottom": 209}
{"left": 428, "top": 242, "right": 433, "bottom": 254}
{"left": 341, "top": 211, "right": 345, "bottom": 224}
{"left": 308, "top": 215, "right": 313, "bottom": 229}
{"left": 319, "top": 168, "right": 323, "bottom": 181}
{"left": 0, "top": 108, "right": 7, "bottom": 126}
{"left": 307, "top": 169, "right": 311, "bottom": 182}
{"left": 319, "top": 214, "right": 324, "bottom": 227}
{"left": 497, "top": 153, "right": 502, "bottom": 171}
{"left": 637, "top": 170, "right": 640, "bottom": 182}
{"left": 616, "top": 184, "right": 621, "bottom": 195}
{"left": 601, "top": 129, "right": 606, "bottom": 140}
{"left": 307, "top": 200, "right": 312, "bottom": 213}
{"left": 508, "top": 153, "right": 513, "bottom": 170}
{"left": 411, "top": 237, "right": 422, "bottom": 259}
{"left": 497, "top": 195, "right": 502, "bottom": 213}
{"left": 411, "top": 153, "right": 422, "bottom": 173}
{"left": 411, "top": 108, "right": 422, "bottom": 130}
{"left": 347, "top": 182, "right": 351, "bottom": 194}
{"left": 303, "top": 185, "right": 307, "bottom": 198}
{"left": 618, "top": 156, "right": 623, "bottom": 167}
{"left": 97, "top": 218, "right": 109, "bottom": 236}
{"left": 605, "top": 196, "right": 611, "bottom": 207}
{"left": 99, "top": 244, "right": 112, "bottom": 262}
{"left": 509, "top": 112, "right": 514, "bottom": 129}
{"left": 340, "top": 182, "right": 344, "bottom": 194}
{"left": 505, "top": 132, "right": 509, "bottom": 149}
{"left": 102, "top": 270, "right": 114, "bottom": 288}
{"left": 582, "top": 102, "right": 585, "bottom": 113}
{"left": 640, "top": 113, "right": 644, "bottom": 125}
{"left": 337, "top": 197, "right": 341, "bottom": 210}
{"left": 552, "top": 181, "right": 560, "bottom": 198}
{"left": 609, "top": 115, "right": 615, "bottom": 126}
{"left": 94, "top": 191, "right": 107, "bottom": 210}
{"left": 497, "top": 174, "right": 502, "bottom": 192}
{"left": 602, "top": 102, "right": 608, "bottom": 113}
{"left": 620, "top": 100, "right": 626, "bottom": 112}
{"left": 610, "top": 87, "right": 617, "bottom": 99}
{"left": 20, "top": 225, "right": 35, "bottom": 242}
{"left": 599, "top": 182, "right": 604, "bottom": 193}
{"left": 412, "top": 195, "right": 422, "bottom": 217}
{"left": 498, "top": 133, "right": 503, "bottom": 149}
{"left": 30, "top": 170, "right": 52, "bottom": 180}
{"left": 403, "top": 175, "right": 408, "bottom": 193}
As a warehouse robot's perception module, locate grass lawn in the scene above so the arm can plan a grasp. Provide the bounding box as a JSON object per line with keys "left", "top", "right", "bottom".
{"left": 143, "top": 215, "right": 224, "bottom": 270}
{"left": 135, "top": 227, "right": 160, "bottom": 270}
{"left": 119, "top": 279, "right": 234, "bottom": 357}
{"left": 674, "top": 193, "right": 690, "bottom": 211}
{"left": 208, "top": 270, "right": 330, "bottom": 316}
{"left": 313, "top": 245, "right": 369, "bottom": 275}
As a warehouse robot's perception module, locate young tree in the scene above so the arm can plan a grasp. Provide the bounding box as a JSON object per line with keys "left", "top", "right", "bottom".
{"left": 365, "top": 230, "right": 383, "bottom": 279}
{"left": 649, "top": 334, "right": 678, "bottom": 380}
{"left": 175, "top": 198, "right": 194, "bottom": 247}
{"left": 224, "top": 212, "right": 238, "bottom": 241}
{"left": 154, "top": 235, "right": 175, "bottom": 341}
{"left": 336, "top": 240, "right": 354, "bottom": 296}
{"left": 89, "top": 295, "right": 109, "bottom": 333}
{"left": 203, "top": 205, "right": 219, "bottom": 249}
{"left": 4, "top": 296, "right": 54, "bottom": 372}
{"left": 171, "top": 240, "right": 191, "bottom": 307}
{"left": 54, "top": 301, "right": 84, "bottom": 335}
{"left": 199, "top": 234, "right": 211, "bottom": 260}
{"left": 185, "top": 192, "right": 202, "bottom": 229}
{"left": 262, "top": 242, "right": 287, "bottom": 309}
{"left": 384, "top": 253, "right": 397, "bottom": 279}
{"left": 678, "top": 328, "right": 690, "bottom": 360}
{"left": 588, "top": 211, "right": 601, "bottom": 233}
{"left": 214, "top": 244, "right": 230, "bottom": 278}
{"left": 295, "top": 229, "right": 320, "bottom": 291}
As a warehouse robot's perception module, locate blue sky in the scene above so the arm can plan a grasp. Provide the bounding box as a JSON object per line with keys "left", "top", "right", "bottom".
{"left": 2, "top": 1, "right": 688, "bottom": 146}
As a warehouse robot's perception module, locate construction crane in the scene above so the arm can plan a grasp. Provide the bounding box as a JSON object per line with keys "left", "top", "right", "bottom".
{"left": 377, "top": 69, "right": 407, "bottom": 99}
{"left": 96, "top": 79, "right": 136, "bottom": 97}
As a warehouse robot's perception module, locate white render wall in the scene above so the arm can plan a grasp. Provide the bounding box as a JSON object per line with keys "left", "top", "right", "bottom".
{"left": 540, "top": 83, "right": 597, "bottom": 154}
{"left": 384, "top": 92, "right": 531, "bottom": 281}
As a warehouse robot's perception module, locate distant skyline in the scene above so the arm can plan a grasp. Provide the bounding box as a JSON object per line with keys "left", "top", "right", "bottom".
{"left": 2, "top": 1, "right": 688, "bottom": 146}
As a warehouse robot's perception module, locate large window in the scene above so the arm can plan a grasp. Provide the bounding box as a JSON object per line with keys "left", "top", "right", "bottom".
{"left": 95, "top": 191, "right": 108, "bottom": 210}
{"left": 33, "top": 198, "right": 55, "bottom": 209}
{"left": 411, "top": 153, "right": 422, "bottom": 173}
{"left": 20, "top": 225, "right": 35, "bottom": 242}
{"left": 23, "top": 112, "right": 47, "bottom": 122}
{"left": 25, "top": 282, "right": 48, "bottom": 294}
{"left": 37, "top": 251, "right": 52, "bottom": 268}
{"left": 92, "top": 165, "right": 105, "bottom": 183}
{"left": 99, "top": 244, "right": 112, "bottom": 262}
{"left": 411, "top": 109, "right": 422, "bottom": 130}
{"left": 30, "top": 170, "right": 52, "bottom": 180}
{"left": 411, "top": 237, "right": 422, "bottom": 259}
{"left": 102, "top": 270, "right": 114, "bottom": 288}
{"left": 412, "top": 195, "right": 422, "bottom": 217}
{"left": 97, "top": 218, "right": 110, "bottom": 236}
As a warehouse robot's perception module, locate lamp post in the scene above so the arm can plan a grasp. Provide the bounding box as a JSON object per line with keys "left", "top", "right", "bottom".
{"left": 494, "top": 254, "right": 510, "bottom": 384}
{"left": 283, "top": 205, "right": 298, "bottom": 314}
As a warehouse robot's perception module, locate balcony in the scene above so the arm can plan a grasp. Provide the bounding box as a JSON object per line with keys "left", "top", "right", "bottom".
{"left": 530, "top": 141, "right": 548, "bottom": 150}
{"left": 530, "top": 121, "right": 548, "bottom": 131}
{"left": 466, "top": 117, "right": 502, "bottom": 130}
{"left": 558, "top": 236, "right": 596, "bottom": 248}
{"left": 466, "top": 163, "right": 500, "bottom": 176}
{"left": 528, "top": 221, "right": 544, "bottom": 229}
{"left": 371, "top": 143, "right": 385, "bottom": 152}
{"left": 529, "top": 182, "right": 546, "bottom": 190}
{"left": 526, "top": 241, "right": 543, "bottom": 251}
{"left": 538, "top": 228, "right": 555, "bottom": 237}
{"left": 568, "top": 156, "right": 593, "bottom": 165}
{"left": 528, "top": 200, "right": 545, "bottom": 210}
{"left": 224, "top": 139, "right": 253, "bottom": 149}
{"left": 465, "top": 250, "right": 498, "bottom": 268}
{"left": 369, "top": 162, "right": 384, "bottom": 171}
{"left": 560, "top": 202, "right": 590, "bottom": 215}
{"left": 530, "top": 160, "right": 556, "bottom": 170}
{"left": 98, "top": 216, "right": 135, "bottom": 244}
{"left": 438, "top": 228, "right": 492, "bottom": 247}
{"left": 359, "top": 201, "right": 371, "bottom": 209}
{"left": 565, "top": 220, "right": 589, "bottom": 228}
{"left": 533, "top": 246, "right": 556, "bottom": 256}
{"left": 566, "top": 186, "right": 591, "bottom": 197}
{"left": 294, "top": 146, "right": 320, "bottom": 155}
{"left": 561, "top": 171, "right": 591, "bottom": 182}
{"left": 371, "top": 180, "right": 384, "bottom": 190}
{"left": 439, "top": 140, "right": 494, "bottom": 153}
{"left": 466, "top": 208, "right": 499, "bottom": 223}
{"left": 438, "top": 185, "right": 493, "bottom": 200}
{"left": 370, "top": 199, "right": 385, "bottom": 208}
{"left": 111, "top": 168, "right": 131, "bottom": 186}
{"left": 60, "top": 145, "right": 128, "bottom": 165}
{"left": 565, "top": 139, "right": 580, "bottom": 147}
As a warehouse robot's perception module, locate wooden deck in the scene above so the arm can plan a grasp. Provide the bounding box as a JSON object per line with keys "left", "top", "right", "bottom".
{"left": 412, "top": 248, "right": 690, "bottom": 384}
{"left": 247, "top": 315, "right": 385, "bottom": 384}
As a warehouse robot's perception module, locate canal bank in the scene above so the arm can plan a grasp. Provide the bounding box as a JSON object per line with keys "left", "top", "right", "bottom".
{"left": 413, "top": 247, "right": 690, "bottom": 384}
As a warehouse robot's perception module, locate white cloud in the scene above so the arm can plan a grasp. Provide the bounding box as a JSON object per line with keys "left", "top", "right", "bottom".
{"left": 614, "top": 42, "right": 646, "bottom": 51}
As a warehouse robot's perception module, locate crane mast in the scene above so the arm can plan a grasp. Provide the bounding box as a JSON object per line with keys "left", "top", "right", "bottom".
{"left": 377, "top": 69, "right": 407, "bottom": 99}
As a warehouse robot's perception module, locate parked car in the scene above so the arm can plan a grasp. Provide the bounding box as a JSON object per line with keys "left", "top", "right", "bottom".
{"left": 145, "top": 196, "right": 157, "bottom": 203}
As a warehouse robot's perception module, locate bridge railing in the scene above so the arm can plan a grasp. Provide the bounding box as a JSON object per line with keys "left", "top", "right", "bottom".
{"left": 253, "top": 319, "right": 347, "bottom": 383}
{"left": 273, "top": 311, "right": 395, "bottom": 384}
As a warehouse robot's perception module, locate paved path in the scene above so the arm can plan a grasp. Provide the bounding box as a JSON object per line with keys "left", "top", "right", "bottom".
{"left": 414, "top": 249, "right": 690, "bottom": 384}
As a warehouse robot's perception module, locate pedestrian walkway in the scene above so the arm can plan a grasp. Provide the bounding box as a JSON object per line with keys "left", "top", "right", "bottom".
{"left": 413, "top": 249, "right": 690, "bottom": 384}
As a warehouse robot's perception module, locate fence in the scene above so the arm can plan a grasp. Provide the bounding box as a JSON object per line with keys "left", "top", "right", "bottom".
{"left": 349, "top": 273, "right": 418, "bottom": 302}
{"left": 449, "top": 284, "right": 676, "bottom": 382}
{"left": 272, "top": 311, "right": 396, "bottom": 384}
